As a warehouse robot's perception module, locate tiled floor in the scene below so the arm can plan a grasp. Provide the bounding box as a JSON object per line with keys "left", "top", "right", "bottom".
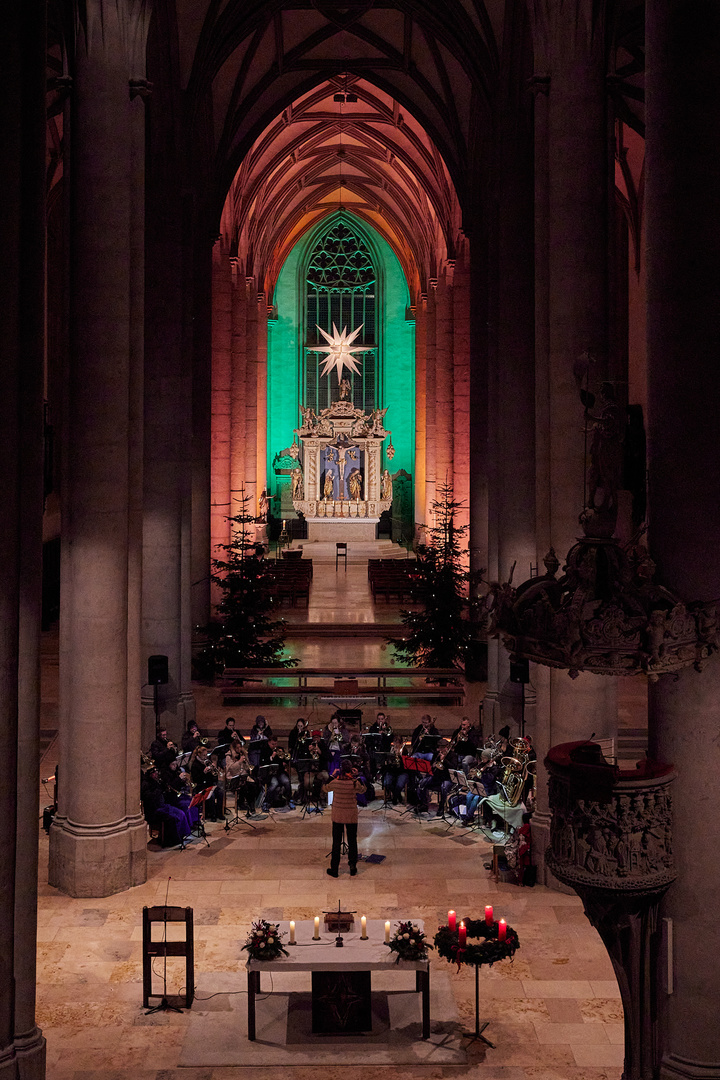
{"left": 37, "top": 541, "right": 627, "bottom": 1079}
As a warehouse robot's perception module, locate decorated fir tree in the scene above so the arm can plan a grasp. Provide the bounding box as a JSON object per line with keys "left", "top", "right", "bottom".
{"left": 200, "top": 488, "right": 297, "bottom": 674}
{"left": 389, "top": 481, "right": 482, "bottom": 670}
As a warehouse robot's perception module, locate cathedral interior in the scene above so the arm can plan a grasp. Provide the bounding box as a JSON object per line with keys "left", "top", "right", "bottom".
{"left": 3, "top": 1, "right": 720, "bottom": 1078}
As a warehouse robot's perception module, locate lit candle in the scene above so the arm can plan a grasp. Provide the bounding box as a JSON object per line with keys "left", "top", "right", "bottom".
{"left": 385, "top": 921, "right": 391, "bottom": 944}
{"left": 485, "top": 904, "right": 493, "bottom": 926}
{"left": 361, "top": 916, "right": 367, "bottom": 939}
{"left": 458, "top": 921, "right": 467, "bottom": 947}
{"left": 289, "top": 920, "right": 295, "bottom": 944}
{"left": 448, "top": 910, "right": 457, "bottom": 932}
{"left": 498, "top": 918, "right": 507, "bottom": 942}
{"left": 282, "top": 519, "right": 286, "bottom": 530}
{"left": 314, "top": 916, "right": 320, "bottom": 940}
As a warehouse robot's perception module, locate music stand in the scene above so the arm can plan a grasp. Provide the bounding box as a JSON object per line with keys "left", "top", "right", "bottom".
{"left": 414, "top": 734, "right": 441, "bottom": 756}
{"left": 463, "top": 779, "right": 488, "bottom": 832}
{"left": 298, "top": 757, "right": 325, "bottom": 817}
{"left": 188, "top": 787, "right": 214, "bottom": 847}
{"left": 399, "top": 755, "right": 433, "bottom": 818}
{"left": 372, "top": 753, "right": 403, "bottom": 817}
{"left": 223, "top": 775, "right": 258, "bottom": 831}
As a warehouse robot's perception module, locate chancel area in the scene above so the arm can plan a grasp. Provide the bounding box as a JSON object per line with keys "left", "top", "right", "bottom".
{"left": 3, "top": 1, "right": 720, "bottom": 1078}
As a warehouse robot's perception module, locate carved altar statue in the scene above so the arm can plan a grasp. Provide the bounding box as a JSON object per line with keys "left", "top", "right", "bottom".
{"left": 290, "top": 396, "right": 393, "bottom": 540}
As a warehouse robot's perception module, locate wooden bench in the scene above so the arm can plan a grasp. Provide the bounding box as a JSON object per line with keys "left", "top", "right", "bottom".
{"left": 219, "top": 666, "right": 465, "bottom": 706}
{"left": 221, "top": 684, "right": 464, "bottom": 705}
{"left": 267, "top": 560, "right": 313, "bottom": 607}
{"left": 368, "top": 559, "right": 417, "bottom": 603}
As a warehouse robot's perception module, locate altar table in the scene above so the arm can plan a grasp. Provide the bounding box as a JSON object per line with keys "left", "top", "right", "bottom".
{"left": 246, "top": 919, "right": 430, "bottom": 1040}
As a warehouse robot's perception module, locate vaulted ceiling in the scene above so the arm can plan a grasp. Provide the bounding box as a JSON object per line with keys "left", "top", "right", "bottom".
{"left": 219, "top": 73, "right": 461, "bottom": 299}
{"left": 168, "top": 0, "right": 503, "bottom": 297}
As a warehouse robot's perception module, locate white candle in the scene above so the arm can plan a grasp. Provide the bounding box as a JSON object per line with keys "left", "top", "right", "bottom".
{"left": 361, "top": 916, "right": 367, "bottom": 939}
{"left": 282, "top": 519, "right": 286, "bottom": 529}
{"left": 289, "top": 920, "right": 295, "bottom": 944}
{"left": 314, "top": 916, "right": 320, "bottom": 940}
{"left": 385, "top": 920, "right": 391, "bottom": 944}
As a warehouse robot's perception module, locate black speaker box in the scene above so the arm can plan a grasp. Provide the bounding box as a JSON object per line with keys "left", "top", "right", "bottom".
{"left": 148, "top": 654, "right": 169, "bottom": 685}
{"left": 509, "top": 658, "right": 530, "bottom": 683}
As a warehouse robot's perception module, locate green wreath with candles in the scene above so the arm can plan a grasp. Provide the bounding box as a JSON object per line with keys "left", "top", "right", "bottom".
{"left": 434, "top": 917, "right": 520, "bottom": 968}
{"left": 242, "top": 919, "right": 289, "bottom": 961}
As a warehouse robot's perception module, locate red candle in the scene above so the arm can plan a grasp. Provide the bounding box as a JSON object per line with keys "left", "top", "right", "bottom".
{"left": 458, "top": 921, "right": 467, "bottom": 947}
{"left": 498, "top": 918, "right": 507, "bottom": 942}
{"left": 448, "top": 910, "right": 457, "bottom": 932}
{"left": 485, "top": 904, "right": 493, "bottom": 926}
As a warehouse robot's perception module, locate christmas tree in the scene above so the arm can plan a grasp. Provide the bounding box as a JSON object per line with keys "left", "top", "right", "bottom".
{"left": 389, "top": 481, "right": 482, "bottom": 669}
{"left": 200, "top": 487, "right": 297, "bottom": 674}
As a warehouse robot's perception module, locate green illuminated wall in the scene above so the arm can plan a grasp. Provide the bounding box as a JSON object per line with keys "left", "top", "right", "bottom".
{"left": 267, "top": 212, "right": 415, "bottom": 511}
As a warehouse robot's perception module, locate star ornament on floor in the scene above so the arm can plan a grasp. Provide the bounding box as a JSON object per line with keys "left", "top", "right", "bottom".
{"left": 315, "top": 323, "right": 373, "bottom": 382}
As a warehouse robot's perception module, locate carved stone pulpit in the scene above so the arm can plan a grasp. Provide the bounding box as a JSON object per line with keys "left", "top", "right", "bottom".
{"left": 545, "top": 742, "right": 676, "bottom": 1080}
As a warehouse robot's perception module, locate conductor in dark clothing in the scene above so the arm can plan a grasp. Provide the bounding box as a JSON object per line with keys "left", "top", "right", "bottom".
{"left": 323, "top": 762, "right": 366, "bottom": 877}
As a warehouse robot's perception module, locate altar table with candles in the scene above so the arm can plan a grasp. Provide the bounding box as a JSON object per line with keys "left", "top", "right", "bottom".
{"left": 246, "top": 919, "right": 430, "bottom": 1040}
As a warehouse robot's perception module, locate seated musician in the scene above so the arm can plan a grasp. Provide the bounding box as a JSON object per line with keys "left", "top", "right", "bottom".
{"left": 224, "top": 741, "right": 260, "bottom": 817}
{"left": 141, "top": 765, "right": 192, "bottom": 843}
{"left": 248, "top": 715, "right": 273, "bottom": 768}
{"left": 216, "top": 716, "right": 238, "bottom": 746}
{"left": 189, "top": 744, "right": 223, "bottom": 822}
{"left": 416, "top": 742, "right": 453, "bottom": 815}
{"left": 181, "top": 721, "right": 202, "bottom": 753}
{"left": 347, "top": 732, "right": 373, "bottom": 804}
{"left": 302, "top": 734, "right": 330, "bottom": 807}
{"left": 150, "top": 727, "right": 177, "bottom": 770}
{"left": 324, "top": 714, "right": 350, "bottom": 775}
{"left": 158, "top": 756, "right": 199, "bottom": 829}
{"left": 368, "top": 712, "right": 393, "bottom": 779}
{"left": 462, "top": 749, "right": 501, "bottom": 825}
{"left": 288, "top": 717, "right": 310, "bottom": 758}
{"left": 289, "top": 717, "right": 312, "bottom": 800}
{"left": 410, "top": 714, "right": 440, "bottom": 761}
{"left": 259, "top": 736, "right": 294, "bottom": 808}
{"left": 383, "top": 734, "right": 410, "bottom": 804}
{"left": 449, "top": 716, "right": 480, "bottom": 774}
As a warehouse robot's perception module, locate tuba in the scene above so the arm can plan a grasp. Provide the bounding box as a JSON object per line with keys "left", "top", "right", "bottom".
{"left": 498, "top": 739, "right": 533, "bottom": 806}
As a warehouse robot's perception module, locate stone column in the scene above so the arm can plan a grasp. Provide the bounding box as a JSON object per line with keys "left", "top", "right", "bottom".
{"left": 527, "top": 0, "right": 617, "bottom": 878}
{"left": 424, "top": 286, "right": 437, "bottom": 515}
{"left": 645, "top": 3, "right": 720, "bottom": 1076}
{"left": 256, "top": 293, "right": 268, "bottom": 513}
{"left": 413, "top": 298, "right": 427, "bottom": 534}
{"left": 452, "top": 247, "right": 471, "bottom": 534}
{"left": 49, "top": 1, "right": 149, "bottom": 897}
{"left": 211, "top": 245, "right": 232, "bottom": 557}
{"left": 191, "top": 233, "right": 214, "bottom": 631}
{"left": 487, "top": 6, "right": 537, "bottom": 732}
{"left": 434, "top": 272, "right": 454, "bottom": 492}
{"left": 1, "top": 2, "right": 47, "bottom": 1074}
{"left": 230, "top": 261, "right": 247, "bottom": 531}
{"left": 142, "top": 90, "right": 194, "bottom": 748}
{"left": 243, "top": 278, "right": 258, "bottom": 515}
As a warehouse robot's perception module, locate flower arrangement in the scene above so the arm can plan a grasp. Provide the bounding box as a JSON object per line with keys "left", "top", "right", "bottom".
{"left": 242, "top": 919, "right": 289, "bottom": 961}
{"left": 386, "top": 920, "right": 433, "bottom": 963}
{"left": 434, "top": 916, "right": 519, "bottom": 969}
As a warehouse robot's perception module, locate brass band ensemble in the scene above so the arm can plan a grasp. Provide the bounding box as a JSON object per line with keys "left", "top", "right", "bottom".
{"left": 141, "top": 709, "right": 536, "bottom": 845}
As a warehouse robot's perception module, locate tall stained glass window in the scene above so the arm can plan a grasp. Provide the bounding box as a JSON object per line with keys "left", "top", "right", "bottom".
{"left": 304, "top": 219, "right": 378, "bottom": 413}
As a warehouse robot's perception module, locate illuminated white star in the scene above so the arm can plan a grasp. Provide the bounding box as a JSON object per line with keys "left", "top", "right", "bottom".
{"left": 314, "top": 323, "right": 373, "bottom": 382}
